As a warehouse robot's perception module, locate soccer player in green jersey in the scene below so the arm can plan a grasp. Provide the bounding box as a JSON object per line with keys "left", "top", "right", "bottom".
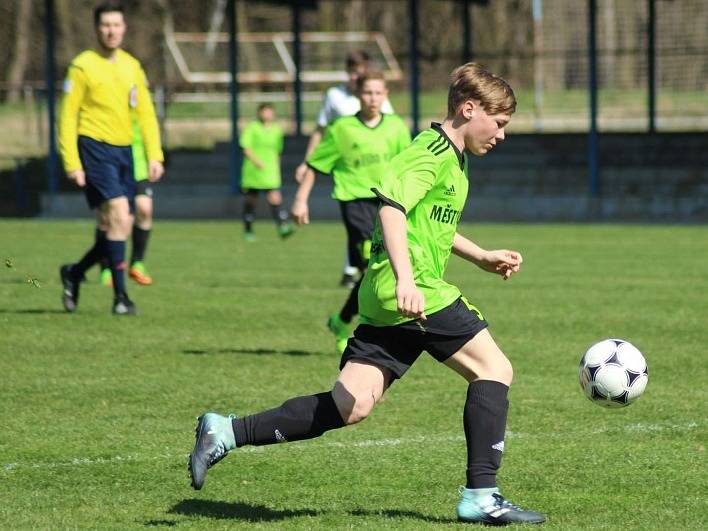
{"left": 291, "top": 71, "right": 411, "bottom": 353}
{"left": 188, "top": 63, "right": 545, "bottom": 525}
{"left": 239, "top": 103, "right": 293, "bottom": 241}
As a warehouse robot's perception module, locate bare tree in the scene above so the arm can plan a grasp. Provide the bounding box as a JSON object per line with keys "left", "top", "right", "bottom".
{"left": 6, "top": 0, "right": 33, "bottom": 103}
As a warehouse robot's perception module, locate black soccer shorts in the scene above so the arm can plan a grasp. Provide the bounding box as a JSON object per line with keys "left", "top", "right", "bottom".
{"left": 339, "top": 297, "right": 489, "bottom": 380}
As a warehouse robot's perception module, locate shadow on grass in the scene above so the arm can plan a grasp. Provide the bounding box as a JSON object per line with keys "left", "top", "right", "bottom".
{"left": 348, "top": 508, "right": 458, "bottom": 524}
{"left": 183, "top": 347, "right": 326, "bottom": 357}
{"left": 168, "top": 499, "right": 319, "bottom": 522}
{"left": 144, "top": 519, "right": 177, "bottom": 527}
{"left": 0, "top": 308, "right": 67, "bottom": 314}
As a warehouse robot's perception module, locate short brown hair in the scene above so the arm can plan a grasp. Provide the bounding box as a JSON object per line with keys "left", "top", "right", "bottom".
{"left": 346, "top": 50, "right": 371, "bottom": 70}
{"left": 447, "top": 63, "right": 516, "bottom": 117}
{"left": 355, "top": 70, "right": 386, "bottom": 93}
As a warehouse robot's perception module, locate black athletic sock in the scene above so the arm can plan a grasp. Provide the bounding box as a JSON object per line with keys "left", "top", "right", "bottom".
{"left": 72, "top": 229, "right": 107, "bottom": 279}
{"left": 464, "top": 380, "right": 510, "bottom": 489}
{"left": 269, "top": 203, "right": 288, "bottom": 226}
{"left": 105, "top": 239, "right": 128, "bottom": 296}
{"left": 232, "top": 392, "right": 345, "bottom": 447}
{"left": 243, "top": 202, "right": 255, "bottom": 233}
{"left": 131, "top": 226, "right": 150, "bottom": 264}
{"left": 339, "top": 276, "right": 363, "bottom": 323}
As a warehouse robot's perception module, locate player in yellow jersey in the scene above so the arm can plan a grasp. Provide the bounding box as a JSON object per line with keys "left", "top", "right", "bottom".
{"left": 58, "top": 1, "right": 164, "bottom": 315}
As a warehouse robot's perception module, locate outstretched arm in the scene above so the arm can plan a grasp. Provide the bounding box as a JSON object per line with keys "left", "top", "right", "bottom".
{"left": 291, "top": 166, "right": 316, "bottom": 224}
{"left": 452, "top": 232, "right": 523, "bottom": 280}
{"left": 380, "top": 205, "right": 425, "bottom": 319}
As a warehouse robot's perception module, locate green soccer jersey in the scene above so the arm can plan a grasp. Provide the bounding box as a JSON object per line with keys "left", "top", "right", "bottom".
{"left": 307, "top": 113, "right": 411, "bottom": 201}
{"left": 240, "top": 120, "right": 284, "bottom": 190}
{"left": 359, "top": 123, "right": 469, "bottom": 326}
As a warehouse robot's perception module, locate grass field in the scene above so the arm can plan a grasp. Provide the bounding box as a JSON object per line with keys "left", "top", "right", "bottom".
{"left": 1, "top": 220, "right": 706, "bottom": 529}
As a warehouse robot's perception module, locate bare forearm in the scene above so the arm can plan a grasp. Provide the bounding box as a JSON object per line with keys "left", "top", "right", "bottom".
{"left": 452, "top": 232, "right": 487, "bottom": 265}
{"left": 294, "top": 167, "right": 316, "bottom": 202}
{"left": 380, "top": 206, "right": 414, "bottom": 283}
{"left": 242, "top": 148, "right": 261, "bottom": 166}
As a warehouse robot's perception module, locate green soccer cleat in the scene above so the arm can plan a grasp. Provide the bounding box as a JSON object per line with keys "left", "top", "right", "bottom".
{"left": 457, "top": 487, "right": 546, "bottom": 525}
{"left": 327, "top": 314, "right": 352, "bottom": 354}
{"left": 129, "top": 261, "right": 153, "bottom": 286}
{"left": 244, "top": 231, "right": 257, "bottom": 243}
{"left": 278, "top": 223, "right": 295, "bottom": 239}
{"left": 188, "top": 412, "right": 236, "bottom": 490}
{"left": 100, "top": 267, "right": 113, "bottom": 287}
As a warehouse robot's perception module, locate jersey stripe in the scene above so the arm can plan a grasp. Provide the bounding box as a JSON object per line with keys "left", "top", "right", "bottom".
{"left": 426, "top": 135, "right": 446, "bottom": 152}
{"left": 432, "top": 142, "right": 450, "bottom": 156}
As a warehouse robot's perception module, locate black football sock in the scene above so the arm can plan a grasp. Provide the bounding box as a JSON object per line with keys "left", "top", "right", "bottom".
{"left": 105, "top": 239, "right": 128, "bottom": 297}
{"left": 339, "top": 276, "right": 363, "bottom": 324}
{"left": 464, "top": 380, "right": 509, "bottom": 489}
{"left": 131, "top": 226, "right": 150, "bottom": 264}
{"left": 269, "top": 203, "right": 288, "bottom": 226}
{"left": 72, "top": 228, "right": 107, "bottom": 279}
{"left": 232, "top": 392, "right": 346, "bottom": 447}
{"left": 243, "top": 202, "right": 255, "bottom": 233}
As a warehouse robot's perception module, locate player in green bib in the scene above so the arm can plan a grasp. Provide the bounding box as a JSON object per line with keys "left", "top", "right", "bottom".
{"left": 239, "top": 103, "right": 293, "bottom": 241}
{"left": 100, "top": 116, "right": 156, "bottom": 286}
{"left": 291, "top": 71, "right": 411, "bottom": 353}
{"left": 188, "top": 63, "right": 545, "bottom": 526}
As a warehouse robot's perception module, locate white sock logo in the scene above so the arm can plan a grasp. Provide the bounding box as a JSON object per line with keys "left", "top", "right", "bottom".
{"left": 274, "top": 429, "right": 287, "bottom": 443}
{"left": 492, "top": 440, "right": 505, "bottom": 452}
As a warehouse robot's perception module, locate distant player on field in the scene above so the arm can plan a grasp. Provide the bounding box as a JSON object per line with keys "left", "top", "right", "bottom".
{"left": 188, "top": 62, "right": 545, "bottom": 526}
{"left": 291, "top": 71, "right": 411, "bottom": 353}
{"left": 239, "top": 103, "right": 293, "bottom": 241}
{"left": 58, "top": 0, "right": 163, "bottom": 314}
{"left": 295, "top": 50, "right": 394, "bottom": 288}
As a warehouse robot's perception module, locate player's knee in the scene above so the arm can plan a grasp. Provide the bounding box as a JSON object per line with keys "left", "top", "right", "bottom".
{"left": 493, "top": 356, "right": 514, "bottom": 386}
{"left": 345, "top": 396, "right": 375, "bottom": 425}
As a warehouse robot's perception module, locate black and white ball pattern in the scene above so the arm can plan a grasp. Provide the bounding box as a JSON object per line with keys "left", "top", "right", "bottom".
{"left": 579, "top": 339, "right": 648, "bottom": 408}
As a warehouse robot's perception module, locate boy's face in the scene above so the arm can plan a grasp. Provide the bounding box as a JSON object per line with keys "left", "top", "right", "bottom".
{"left": 96, "top": 11, "right": 126, "bottom": 51}
{"left": 259, "top": 107, "right": 275, "bottom": 122}
{"left": 358, "top": 79, "right": 387, "bottom": 115}
{"left": 462, "top": 101, "right": 511, "bottom": 156}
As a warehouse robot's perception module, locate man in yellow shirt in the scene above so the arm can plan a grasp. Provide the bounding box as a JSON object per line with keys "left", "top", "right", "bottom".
{"left": 58, "top": 1, "right": 164, "bottom": 315}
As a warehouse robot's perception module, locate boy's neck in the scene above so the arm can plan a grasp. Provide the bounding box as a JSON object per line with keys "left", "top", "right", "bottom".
{"left": 359, "top": 110, "right": 382, "bottom": 127}
{"left": 440, "top": 118, "right": 466, "bottom": 154}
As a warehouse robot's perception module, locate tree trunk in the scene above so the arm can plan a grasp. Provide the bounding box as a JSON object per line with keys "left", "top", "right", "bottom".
{"left": 6, "top": 0, "right": 33, "bottom": 103}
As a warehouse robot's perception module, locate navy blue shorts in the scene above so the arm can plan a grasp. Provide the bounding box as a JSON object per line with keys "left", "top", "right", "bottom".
{"left": 78, "top": 135, "right": 135, "bottom": 210}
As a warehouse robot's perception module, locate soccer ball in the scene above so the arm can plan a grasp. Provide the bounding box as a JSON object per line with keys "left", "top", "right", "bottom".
{"left": 578, "top": 339, "right": 648, "bottom": 408}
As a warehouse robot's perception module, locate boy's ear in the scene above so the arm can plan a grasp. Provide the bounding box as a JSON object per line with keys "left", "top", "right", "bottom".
{"left": 461, "top": 99, "right": 477, "bottom": 120}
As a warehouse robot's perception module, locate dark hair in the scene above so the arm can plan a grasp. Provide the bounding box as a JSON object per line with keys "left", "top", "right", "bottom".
{"left": 346, "top": 50, "right": 371, "bottom": 70}
{"left": 94, "top": 1, "right": 125, "bottom": 26}
{"left": 257, "top": 103, "right": 274, "bottom": 113}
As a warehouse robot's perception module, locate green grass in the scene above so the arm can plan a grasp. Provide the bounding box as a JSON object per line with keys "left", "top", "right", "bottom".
{"left": 1, "top": 220, "right": 706, "bottom": 529}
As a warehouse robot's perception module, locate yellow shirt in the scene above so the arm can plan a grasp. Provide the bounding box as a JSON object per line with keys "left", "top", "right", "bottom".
{"left": 58, "top": 49, "right": 163, "bottom": 173}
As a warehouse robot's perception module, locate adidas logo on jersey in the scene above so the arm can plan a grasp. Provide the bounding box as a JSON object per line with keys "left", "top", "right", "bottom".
{"left": 492, "top": 440, "right": 505, "bottom": 452}
{"left": 444, "top": 184, "right": 456, "bottom": 196}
